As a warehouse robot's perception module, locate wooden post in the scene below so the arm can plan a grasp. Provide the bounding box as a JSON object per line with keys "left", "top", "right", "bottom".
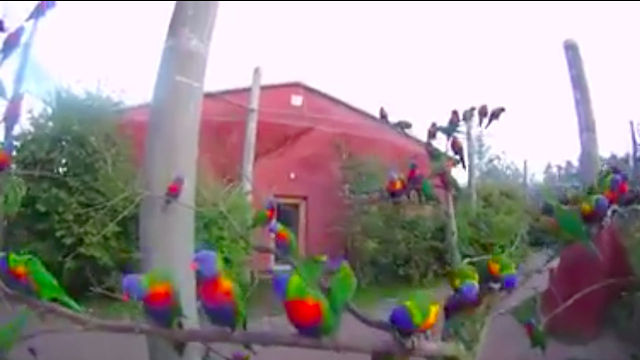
{"left": 523, "top": 159, "right": 528, "bottom": 189}
{"left": 138, "top": 2, "right": 219, "bottom": 360}
{"left": 564, "top": 39, "right": 600, "bottom": 186}
{"left": 466, "top": 116, "right": 477, "bottom": 212}
{"left": 630, "top": 120, "right": 638, "bottom": 182}
{"left": 240, "top": 67, "right": 261, "bottom": 203}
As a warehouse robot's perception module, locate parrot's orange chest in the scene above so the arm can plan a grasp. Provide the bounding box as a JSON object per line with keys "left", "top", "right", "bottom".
{"left": 284, "top": 297, "right": 322, "bottom": 327}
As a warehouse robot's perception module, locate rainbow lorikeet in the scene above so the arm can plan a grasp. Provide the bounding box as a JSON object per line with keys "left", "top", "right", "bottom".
{"left": 437, "top": 110, "right": 463, "bottom": 141}
{"left": 477, "top": 105, "right": 489, "bottom": 128}
{"left": 379, "top": 107, "right": 389, "bottom": 122}
{"left": 579, "top": 194, "right": 609, "bottom": 224}
{"left": 231, "top": 351, "right": 251, "bottom": 360}
{"left": 406, "top": 161, "right": 435, "bottom": 203}
{"left": 388, "top": 290, "right": 441, "bottom": 347}
{"left": 485, "top": 107, "right": 506, "bottom": 130}
{"left": 251, "top": 196, "right": 277, "bottom": 228}
{"left": 0, "top": 26, "right": 24, "bottom": 65}
{"left": 509, "top": 296, "right": 547, "bottom": 353}
{"left": 485, "top": 254, "right": 518, "bottom": 292}
{"left": 427, "top": 122, "right": 438, "bottom": 142}
{"left": 450, "top": 136, "right": 466, "bottom": 170}
{"left": 539, "top": 189, "right": 590, "bottom": 246}
{"left": 26, "top": 1, "right": 56, "bottom": 22}
{"left": 0, "top": 252, "right": 82, "bottom": 312}
{"left": 272, "top": 256, "right": 356, "bottom": 338}
{"left": 599, "top": 170, "right": 629, "bottom": 205}
{"left": 268, "top": 220, "right": 298, "bottom": 258}
{"left": 462, "top": 107, "right": 476, "bottom": 124}
{"left": 0, "top": 149, "right": 11, "bottom": 172}
{"left": 164, "top": 175, "right": 184, "bottom": 207}
{"left": 386, "top": 171, "right": 407, "bottom": 202}
{"left": 447, "top": 264, "right": 480, "bottom": 303}
{"left": 191, "top": 250, "right": 247, "bottom": 332}
{"left": 121, "top": 271, "right": 185, "bottom": 354}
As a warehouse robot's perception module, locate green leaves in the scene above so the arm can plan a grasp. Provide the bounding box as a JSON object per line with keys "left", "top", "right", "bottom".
{"left": 2, "top": 175, "right": 26, "bottom": 216}
{"left": 5, "top": 89, "right": 139, "bottom": 296}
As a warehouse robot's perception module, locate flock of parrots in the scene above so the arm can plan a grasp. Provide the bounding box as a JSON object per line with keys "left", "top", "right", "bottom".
{"left": 0, "top": 97, "right": 632, "bottom": 358}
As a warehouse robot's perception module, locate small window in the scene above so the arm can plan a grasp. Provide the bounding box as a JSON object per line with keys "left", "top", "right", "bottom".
{"left": 290, "top": 94, "right": 304, "bottom": 107}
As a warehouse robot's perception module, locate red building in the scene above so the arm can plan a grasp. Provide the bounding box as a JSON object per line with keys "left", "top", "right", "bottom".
{"left": 121, "top": 82, "right": 441, "bottom": 270}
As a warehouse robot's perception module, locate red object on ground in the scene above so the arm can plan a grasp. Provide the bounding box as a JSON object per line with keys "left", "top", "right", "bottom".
{"left": 120, "top": 82, "right": 447, "bottom": 270}
{"left": 540, "top": 224, "right": 634, "bottom": 342}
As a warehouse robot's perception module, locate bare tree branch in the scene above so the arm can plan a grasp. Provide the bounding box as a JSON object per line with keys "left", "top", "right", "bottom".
{"left": 0, "top": 280, "right": 466, "bottom": 359}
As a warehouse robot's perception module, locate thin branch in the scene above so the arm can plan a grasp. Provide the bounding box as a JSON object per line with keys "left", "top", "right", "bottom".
{"left": 0, "top": 281, "right": 465, "bottom": 359}
{"left": 540, "top": 276, "right": 636, "bottom": 327}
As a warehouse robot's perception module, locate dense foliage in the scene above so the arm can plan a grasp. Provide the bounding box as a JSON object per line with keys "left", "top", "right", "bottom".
{"left": 3, "top": 90, "right": 254, "bottom": 298}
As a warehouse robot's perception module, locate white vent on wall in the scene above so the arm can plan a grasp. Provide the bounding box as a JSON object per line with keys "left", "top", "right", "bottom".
{"left": 290, "top": 94, "right": 304, "bottom": 107}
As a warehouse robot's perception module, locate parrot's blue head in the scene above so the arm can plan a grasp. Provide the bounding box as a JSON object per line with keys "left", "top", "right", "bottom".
{"left": 409, "top": 161, "right": 417, "bottom": 170}
{"left": 173, "top": 175, "right": 185, "bottom": 186}
{"left": 389, "top": 304, "right": 415, "bottom": 335}
{"left": 121, "top": 274, "right": 145, "bottom": 302}
{"left": 325, "top": 256, "right": 346, "bottom": 273}
{"left": 271, "top": 267, "right": 291, "bottom": 301}
{"left": 610, "top": 174, "right": 622, "bottom": 191}
{"left": 267, "top": 220, "right": 279, "bottom": 234}
{"left": 458, "top": 281, "right": 479, "bottom": 303}
{"left": 594, "top": 195, "right": 609, "bottom": 217}
{"left": 502, "top": 273, "right": 518, "bottom": 291}
{"left": 191, "top": 250, "right": 220, "bottom": 279}
{"left": 388, "top": 170, "right": 398, "bottom": 180}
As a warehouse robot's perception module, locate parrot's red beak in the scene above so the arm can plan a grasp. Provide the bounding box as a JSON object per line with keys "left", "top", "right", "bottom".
{"left": 190, "top": 261, "right": 198, "bottom": 271}
{"left": 122, "top": 293, "right": 129, "bottom": 302}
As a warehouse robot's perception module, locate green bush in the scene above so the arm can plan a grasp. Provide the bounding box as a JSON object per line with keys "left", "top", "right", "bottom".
{"left": 341, "top": 155, "right": 448, "bottom": 286}
{"left": 7, "top": 89, "right": 139, "bottom": 296}
{"left": 456, "top": 181, "right": 532, "bottom": 264}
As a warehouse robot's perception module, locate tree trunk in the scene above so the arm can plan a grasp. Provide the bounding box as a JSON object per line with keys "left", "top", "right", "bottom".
{"left": 465, "top": 120, "right": 476, "bottom": 212}
{"left": 564, "top": 39, "right": 600, "bottom": 186}
{"left": 139, "top": 2, "right": 219, "bottom": 360}
{"left": 630, "top": 120, "right": 639, "bottom": 183}
{"left": 240, "top": 67, "right": 262, "bottom": 203}
{"left": 446, "top": 191, "right": 461, "bottom": 267}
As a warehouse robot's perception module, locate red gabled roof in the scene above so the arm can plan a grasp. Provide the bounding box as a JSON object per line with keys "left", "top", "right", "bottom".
{"left": 122, "top": 81, "right": 427, "bottom": 147}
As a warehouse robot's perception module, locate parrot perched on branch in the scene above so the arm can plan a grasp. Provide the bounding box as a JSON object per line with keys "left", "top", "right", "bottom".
{"left": 164, "top": 175, "right": 184, "bottom": 208}
{"left": 191, "top": 250, "right": 248, "bottom": 332}
{"left": 251, "top": 196, "right": 277, "bottom": 228}
{"left": 450, "top": 136, "right": 466, "bottom": 170}
{"left": 579, "top": 194, "right": 609, "bottom": 224}
{"left": 485, "top": 107, "right": 506, "bottom": 130}
{"left": 448, "top": 264, "right": 480, "bottom": 303}
{"left": 386, "top": 171, "right": 407, "bottom": 203}
{"left": 597, "top": 168, "right": 629, "bottom": 205}
{"left": 0, "top": 252, "right": 83, "bottom": 312}
{"left": 438, "top": 110, "right": 463, "bottom": 141}
{"left": 462, "top": 107, "right": 476, "bottom": 124}
{"left": 388, "top": 290, "right": 441, "bottom": 347}
{"left": 0, "top": 26, "right": 24, "bottom": 65}
{"left": 268, "top": 220, "right": 298, "bottom": 259}
{"left": 477, "top": 105, "right": 488, "bottom": 128}
{"left": 509, "top": 296, "right": 547, "bottom": 354}
{"left": 379, "top": 107, "right": 389, "bottom": 123}
{"left": 427, "top": 122, "right": 438, "bottom": 142}
{"left": 122, "top": 271, "right": 186, "bottom": 355}
{"left": 26, "top": 1, "right": 56, "bottom": 22}
{"left": 273, "top": 256, "right": 356, "bottom": 338}
{"left": 485, "top": 254, "right": 518, "bottom": 292}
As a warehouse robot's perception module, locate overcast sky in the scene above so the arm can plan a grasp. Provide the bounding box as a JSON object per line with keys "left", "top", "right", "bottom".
{"left": 3, "top": 1, "right": 640, "bottom": 180}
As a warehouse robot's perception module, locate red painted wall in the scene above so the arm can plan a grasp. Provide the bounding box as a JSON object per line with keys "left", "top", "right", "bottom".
{"left": 120, "top": 83, "right": 442, "bottom": 270}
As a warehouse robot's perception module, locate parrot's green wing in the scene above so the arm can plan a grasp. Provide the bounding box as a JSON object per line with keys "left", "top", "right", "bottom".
{"left": 421, "top": 179, "right": 437, "bottom": 202}
{"left": 296, "top": 255, "right": 326, "bottom": 288}
{"left": 327, "top": 261, "right": 357, "bottom": 314}
{"left": 23, "top": 256, "right": 83, "bottom": 312}
{"left": 449, "top": 264, "right": 480, "bottom": 290}
{"left": 492, "top": 254, "right": 517, "bottom": 275}
{"left": 0, "top": 308, "right": 30, "bottom": 356}
{"left": 251, "top": 210, "right": 269, "bottom": 228}
{"left": 553, "top": 205, "right": 590, "bottom": 243}
{"left": 509, "top": 295, "right": 539, "bottom": 324}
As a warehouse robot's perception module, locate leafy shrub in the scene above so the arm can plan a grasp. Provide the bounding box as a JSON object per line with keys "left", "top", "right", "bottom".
{"left": 456, "top": 181, "right": 532, "bottom": 264}
{"left": 341, "top": 155, "right": 448, "bottom": 286}
{"left": 6, "top": 89, "right": 139, "bottom": 296}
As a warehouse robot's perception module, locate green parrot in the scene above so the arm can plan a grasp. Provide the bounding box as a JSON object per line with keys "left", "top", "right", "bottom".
{"left": 2, "top": 253, "right": 83, "bottom": 312}
{"left": 0, "top": 308, "right": 30, "bottom": 359}
{"left": 326, "top": 258, "right": 358, "bottom": 315}
{"left": 509, "top": 296, "right": 547, "bottom": 354}
{"left": 420, "top": 178, "right": 438, "bottom": 203}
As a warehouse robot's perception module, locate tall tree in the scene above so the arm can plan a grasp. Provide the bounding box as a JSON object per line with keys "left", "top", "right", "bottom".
{"left": 138, "top": 2, "right": 219, "bottom": 360}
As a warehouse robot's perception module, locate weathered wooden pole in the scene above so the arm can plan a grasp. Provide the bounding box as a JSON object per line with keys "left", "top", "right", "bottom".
{"left": 465, "top": 113, "right": 477, "bottom": 212}
{"left": 564, "top": 39, "right": 600, "bottom": 186}
{"left": 630, "top": 120, "right": 639, "bottom": 182}
{"left": 523, "top": 159, "right": 528, "bottom": 189}
{"left": 138, "top": 2, "right": 219, "bottom": 360}
{"left": 240, "top": 67, "right": 261, "bottom": 203}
